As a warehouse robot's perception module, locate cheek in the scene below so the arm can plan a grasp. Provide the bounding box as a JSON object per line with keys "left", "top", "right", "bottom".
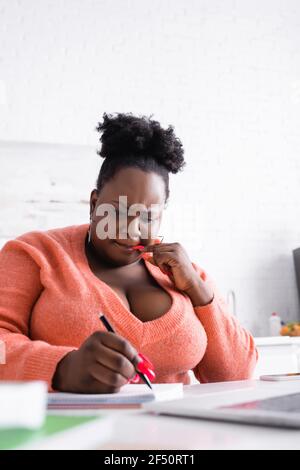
{"left": 94, "top": 214, "right": 118, "bottom": 240}
{"left": 137, "top": 215, "right": 162, "bottom": 242}
{"left": 148, "top": 218, "right": 162, "bottom": 238}
{"left": 94, "top": 237, "right": 112, "bottom": 254}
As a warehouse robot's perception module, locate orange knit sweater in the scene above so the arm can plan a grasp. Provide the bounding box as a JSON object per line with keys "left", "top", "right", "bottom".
{"left": 0, "top": 224, "right": 258, "bottom": 390}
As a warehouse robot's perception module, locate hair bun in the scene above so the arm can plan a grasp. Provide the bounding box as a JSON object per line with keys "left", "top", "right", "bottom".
{"left": 95, "top": 112, "right": 185, "bottom": 174}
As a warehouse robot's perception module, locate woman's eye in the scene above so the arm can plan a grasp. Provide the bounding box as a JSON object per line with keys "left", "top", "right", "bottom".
{"left": 140, "top": 212, "right": 153, "bottom": 222}
{"left": 115, "top": 208, "right": 128, "bottom": 217}
{"left": 115, "top": 207, "right": 159, "bottom": 223}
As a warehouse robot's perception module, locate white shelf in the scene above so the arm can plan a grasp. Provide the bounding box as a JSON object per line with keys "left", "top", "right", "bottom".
{"left": 254, "top": 336, "right": 300, "bottom": 347}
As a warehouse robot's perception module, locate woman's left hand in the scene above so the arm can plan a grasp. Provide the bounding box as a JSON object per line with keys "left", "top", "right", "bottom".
{"left": 141, "top": 242, "right": 214, "bottom": 307}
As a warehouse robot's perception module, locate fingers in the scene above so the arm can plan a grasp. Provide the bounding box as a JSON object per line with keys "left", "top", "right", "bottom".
{"left": 94, "top": 342, "right": 137, "bottom": 380}
{"left": 81, "top": 332, "right": 156, "bottom": 394}
{"left": 142, "top": 255, "right": 173, "bottom": 278}
{"left": 143, "top": 242, "right": 178, "bottom": 253}
{"left": 141, "top": 240, "right": 176, "bottom": 267}
{"left": 96, "top": 331, "right": 140, "bottom": 365}
{"left": 88, "top": 361, "right": 129, "bottom": 389}
{"left": 142, "top": 243, "right": 180, "bottom": 265}
{"left": 62, "top": 331, "right": 155, "bottom": 394}
{"left": 79, "top": 332, "right": 142, "bottom": 394}
{"left": 141, "top": 252, "right": 157, "bottom": 265}
{"left": 141, "top": 242, "right": 188, "bottom": 278}
{"left": 142, "top": 250, "right": 175, "bottom": 274}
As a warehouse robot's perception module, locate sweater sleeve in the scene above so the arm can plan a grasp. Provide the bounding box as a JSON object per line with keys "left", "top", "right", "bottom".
{"left": 0, "top": 238, "right": 75, "bottom": 391}
{"left": 191, "top": 263, "right": 258, "bottom": 383}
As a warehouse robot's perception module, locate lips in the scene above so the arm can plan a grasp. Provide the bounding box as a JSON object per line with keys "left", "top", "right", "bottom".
{"left": 113, "top": 241, "right": 138, "bottom": 250}
{"left": 131, "top": 245, "right": 145, "bottom": 251}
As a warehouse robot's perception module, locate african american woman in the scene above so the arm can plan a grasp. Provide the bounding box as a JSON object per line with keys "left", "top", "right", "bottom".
{"left": 0, "top": 113, "right": 258, "bottom": 393}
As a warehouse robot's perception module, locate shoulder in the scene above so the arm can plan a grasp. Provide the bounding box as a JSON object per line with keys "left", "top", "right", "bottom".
{"left": 0, "top": 224, "right": 88, "bottom": 262}
{"left": 16, "top": 223, "right": 86, "bottom": 246}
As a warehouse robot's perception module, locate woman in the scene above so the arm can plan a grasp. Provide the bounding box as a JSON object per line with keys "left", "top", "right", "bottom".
{"left": 0, "top": 113, "right": 258, "bottom": 393}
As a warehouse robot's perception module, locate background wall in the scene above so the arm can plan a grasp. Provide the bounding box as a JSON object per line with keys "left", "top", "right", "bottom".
{"left": 1, "top": 0, "right": 300, "bottom": 335}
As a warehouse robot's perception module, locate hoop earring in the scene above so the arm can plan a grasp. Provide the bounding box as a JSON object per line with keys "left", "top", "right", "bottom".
{"left": 88, "top": 217, "right": 92, "bottom": 243}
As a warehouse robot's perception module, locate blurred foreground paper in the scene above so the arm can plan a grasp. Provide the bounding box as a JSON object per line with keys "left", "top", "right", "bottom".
{"left": 0, "top": 381, "right": 47, "bottom": 429}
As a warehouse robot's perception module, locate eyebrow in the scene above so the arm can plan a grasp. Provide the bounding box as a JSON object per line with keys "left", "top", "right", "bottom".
{"left": 110, "top": 200, "right": 128, "bottom": 208}
{"left": 110, "top": 200, "right": 160, "bottom": 212}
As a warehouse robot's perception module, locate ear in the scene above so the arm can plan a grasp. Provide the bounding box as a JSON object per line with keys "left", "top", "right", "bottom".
{"left": 89, "top": 188, "right": 99, "bottom": 217}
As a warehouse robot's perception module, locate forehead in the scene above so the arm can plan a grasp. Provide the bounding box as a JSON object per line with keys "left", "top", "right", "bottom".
{"left": 98, "top": 167, "right": 166, "bottom": 206}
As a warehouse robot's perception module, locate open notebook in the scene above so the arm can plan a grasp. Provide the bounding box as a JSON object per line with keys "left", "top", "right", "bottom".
{"left": 48, "top": 383, "right": 183, "bottom": 409}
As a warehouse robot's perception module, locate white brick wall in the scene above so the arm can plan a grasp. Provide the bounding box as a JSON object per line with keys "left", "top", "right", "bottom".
{"left": 0, "top": 0, "right": 300, "bottom": 335}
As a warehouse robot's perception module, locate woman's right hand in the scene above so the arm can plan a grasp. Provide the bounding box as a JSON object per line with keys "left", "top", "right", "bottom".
{"left": 52, "top": 331, "right": 141, "bottom": 393}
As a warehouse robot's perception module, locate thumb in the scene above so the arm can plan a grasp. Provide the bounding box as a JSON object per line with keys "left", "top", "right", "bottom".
{"left": 141, "top": 252, "right": 157, "bottom": 265}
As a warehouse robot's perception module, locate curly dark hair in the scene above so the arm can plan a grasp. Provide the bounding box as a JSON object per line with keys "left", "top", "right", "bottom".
{"left": 95, "top": 112, "right": 185, "bottom": 201}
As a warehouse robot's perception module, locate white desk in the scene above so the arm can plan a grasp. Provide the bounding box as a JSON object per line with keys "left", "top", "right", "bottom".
{"left": 93, "top": 379, "right": 300, "bottom": 450}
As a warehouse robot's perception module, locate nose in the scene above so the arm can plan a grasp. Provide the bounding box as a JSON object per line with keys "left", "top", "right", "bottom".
{"left": 128, "top": 217, "right": 141, "bottom": 241}
{"left": 118, "top": 215, "right": 141, "bottom": 241}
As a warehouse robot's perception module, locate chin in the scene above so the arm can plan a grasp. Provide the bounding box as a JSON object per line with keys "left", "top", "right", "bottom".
{"left": 109, "top": 255, "right": 136, "bottom": 267}
{"left": 105, "top": 243, "right": 137, "bottom": 267}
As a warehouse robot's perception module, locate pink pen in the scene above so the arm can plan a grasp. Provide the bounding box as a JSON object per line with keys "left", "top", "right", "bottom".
{"left": 132, "top": 238, "right": 162, "bottom": 251}
{"left": 131, "top": 244, "right": 145, "bottom": 251}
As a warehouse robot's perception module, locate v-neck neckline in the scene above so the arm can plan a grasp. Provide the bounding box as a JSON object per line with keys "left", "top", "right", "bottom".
{"left": 70, "top": 224, "right": 188, "bottom": 341}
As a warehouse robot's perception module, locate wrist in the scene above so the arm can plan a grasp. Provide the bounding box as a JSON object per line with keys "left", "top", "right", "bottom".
{"left": 184, "top": 276, "right": 214, "bottom": 307}
{"left": 52, "top": 350, "right": 77, "bottom": 391}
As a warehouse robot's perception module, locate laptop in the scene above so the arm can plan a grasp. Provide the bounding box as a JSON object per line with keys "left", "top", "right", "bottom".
{"left": 143, "top": 392, "right": 300, "bottom": 428}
